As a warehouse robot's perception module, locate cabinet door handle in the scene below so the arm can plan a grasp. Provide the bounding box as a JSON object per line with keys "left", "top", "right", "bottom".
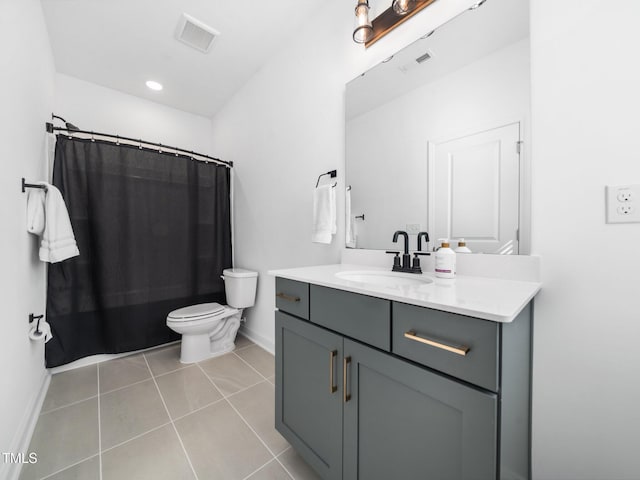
{"left": 343, "top": 356, "right": 352, "bottom": 402}
{"left": 276, "top": 292, "right": 300, "bottom": 303}
{"left": 329, "top": 350, "right": 338, "bottom": 394}
{"left": 404, "top": 330, "right": 470, "bottom": 356}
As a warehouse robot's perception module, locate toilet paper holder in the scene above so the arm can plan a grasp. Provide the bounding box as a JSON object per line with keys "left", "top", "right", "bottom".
{"left": 29, "top": 313, "right": 44, "bottom": 334}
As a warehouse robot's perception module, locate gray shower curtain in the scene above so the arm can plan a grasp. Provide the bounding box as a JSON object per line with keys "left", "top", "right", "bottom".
{"left": 45, "top": 135, "right": 232, "bottom": 367}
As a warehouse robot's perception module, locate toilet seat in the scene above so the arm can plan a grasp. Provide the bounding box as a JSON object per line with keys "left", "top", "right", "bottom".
{"left": 167, "top": 303, "right": 226, "bottom": 323}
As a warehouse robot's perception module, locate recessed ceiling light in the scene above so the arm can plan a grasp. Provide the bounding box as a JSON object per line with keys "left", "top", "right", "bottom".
{"left": 146, "top": 80, "right": 163, "bottom": 91}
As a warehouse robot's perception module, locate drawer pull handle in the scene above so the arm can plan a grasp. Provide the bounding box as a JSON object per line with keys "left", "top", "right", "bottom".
{"left": 276, "top": 292, "right": 300, "bottom": 303}
{"left": 343, "top": 356, "right": 352, "bottom": 403}
{"left": 329, "top": 350, "right": 338, "bottom": 394}
{"left": 404, "top": 331, "right": 470, "bottom": 356}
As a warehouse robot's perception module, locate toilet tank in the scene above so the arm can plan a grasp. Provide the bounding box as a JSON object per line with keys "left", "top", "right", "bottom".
{"left": 223, "top": 268, "right": 258, "bottom": 308}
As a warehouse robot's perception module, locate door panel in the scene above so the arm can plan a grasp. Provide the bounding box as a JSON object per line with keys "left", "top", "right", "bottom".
{"left": 343, "top": 339, "right": 498, "bottom": 480}
{"left": 430, "top": 123, "right": 520, "bottom": 254}
{"left": 275, "top": 312, "right": 343, "bottom": 480}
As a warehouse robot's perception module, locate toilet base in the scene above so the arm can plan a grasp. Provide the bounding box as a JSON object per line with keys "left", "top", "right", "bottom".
{"left": 178, "top": 311, "right": 242, "bottom": 364}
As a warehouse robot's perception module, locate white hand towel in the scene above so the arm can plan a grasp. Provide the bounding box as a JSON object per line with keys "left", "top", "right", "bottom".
{"left": 345, "top": 188, "right": 356, "bottom": 248}
{"left": 26, "top": 185, "right": 46, "bottom": 235}
{"left": 312, "top": 184, "right": 336, "bottom": 244}
{"left": 35, "top": 183, "right": 80, "bottom": 263}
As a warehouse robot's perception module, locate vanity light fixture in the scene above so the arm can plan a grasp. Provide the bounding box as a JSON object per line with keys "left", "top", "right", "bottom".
{"left": 355, "top": 0, "right": 437, "bottom": 48}
{"left": 353, "top": 0, "right": 374, "bottom": 44}
{"left": 146, "top": 80, "right": 163, "bottom": 91}
{"left": 392, "top": 0, "right": 416, "bottom": 15}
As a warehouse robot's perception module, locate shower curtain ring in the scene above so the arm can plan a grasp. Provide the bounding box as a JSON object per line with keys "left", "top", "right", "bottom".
{"left": 138, "top": 139, "right": 143, "bottom": 150}
{"left": 159, "top": 143, "right": 163, "bottom": 154}
{"left": 91, "top": 131, "right": 95, "bottom": 142}
{"left": 116, "top": 135, "right": 120, "bottom": 145}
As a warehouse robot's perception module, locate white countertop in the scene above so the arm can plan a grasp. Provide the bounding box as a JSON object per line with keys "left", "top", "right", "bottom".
{"left": 268, "top": 264, "right": 541, "bottom": 323}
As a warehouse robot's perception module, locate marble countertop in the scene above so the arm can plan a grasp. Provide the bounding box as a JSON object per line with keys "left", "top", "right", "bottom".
{"left": 268, "top": 264, "right": 541, "bottom": 323}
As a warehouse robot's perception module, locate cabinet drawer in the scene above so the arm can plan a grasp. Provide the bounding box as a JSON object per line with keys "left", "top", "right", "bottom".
{"left": 392, "top": 302, "right": 499, "bottom": 391}
{"left": 275, "top": 278, "right": 309, "bottom": 320}
{"left": 310, "top": 285, "right": 390, "bottom": 351}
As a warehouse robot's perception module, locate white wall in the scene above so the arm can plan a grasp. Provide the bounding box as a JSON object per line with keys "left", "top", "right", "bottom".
{"left": 530, "top": 1, "right": 640, "bottom": 478}
{"left": 347, "top": 39, "right": 530, "bottom": 250}
{"left": 0, "top": 0, "right": 55, "bottom": 477}
{"left": 210, "top": 0, "right": 479, "bottom": 350}
{"left": 55, "top": 73, "right": 214, "bottom": 156}
{"left": 215, "top": 0, "right": 640, "bottom": 477}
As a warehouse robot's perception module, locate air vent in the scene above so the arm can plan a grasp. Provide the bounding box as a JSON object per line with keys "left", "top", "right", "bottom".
{"left": 415, "top": 51, "right": 432, "bottom": 64}
{"left": 176, "top": 13, "right": 219, "bottom": 53}
{"left": 399, "top": 50, "right": 434, "bottom": 73}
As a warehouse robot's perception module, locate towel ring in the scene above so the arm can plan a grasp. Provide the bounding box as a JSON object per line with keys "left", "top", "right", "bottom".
{"left": 316, "top": 170, "right": 337, "bottom": 188}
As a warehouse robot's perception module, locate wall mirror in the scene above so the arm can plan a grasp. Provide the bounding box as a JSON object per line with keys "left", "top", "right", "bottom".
{"left": 345, "top": 0, "right": 530, "bottom": 254}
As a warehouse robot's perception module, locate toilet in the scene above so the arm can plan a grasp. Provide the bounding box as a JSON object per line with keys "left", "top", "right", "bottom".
{"left": 166, "top": 268, "right": 258, "bottom": 363}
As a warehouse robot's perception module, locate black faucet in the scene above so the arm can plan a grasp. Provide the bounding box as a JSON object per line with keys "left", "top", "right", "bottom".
{"left": 417, "top": 231, "right": 430, "bottom": 252}
{"left": 392, "top": 231, "right": 411, "bottom": 272}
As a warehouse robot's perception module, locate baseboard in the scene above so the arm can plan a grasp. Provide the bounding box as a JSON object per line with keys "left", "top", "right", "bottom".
{"left": 3, "top": 370, "right": 50, "bottom": 480}
{"left": 238, "top": 325, "right": 274, "bottom": 355}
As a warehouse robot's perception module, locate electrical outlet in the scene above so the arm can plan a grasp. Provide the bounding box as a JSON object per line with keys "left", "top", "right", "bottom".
{"left": 606, "top": 184, "right": 640, "bottom": 223}
{"left": 617, "top": 191, "right": 634, "bottom": 202}
{"left": 406, "top": 224, "right": 421, "bottom": 234}
{"left": 617, "top": 205, "right": 634, "bottom": 215}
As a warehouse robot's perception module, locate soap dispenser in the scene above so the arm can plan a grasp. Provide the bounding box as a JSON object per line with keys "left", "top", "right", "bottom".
{"left": 455, "top": 238, "right": 472, "bottom": 253}
{"left": 435, "top": 239, "right": 456, "bottom": 279}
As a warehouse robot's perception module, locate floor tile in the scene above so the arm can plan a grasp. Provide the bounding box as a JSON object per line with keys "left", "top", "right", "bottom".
{"left": 235, "top": 334, "right": 254, "bottom": 350}
{"left": 246, "top": 459, "right": 293, "bottom": 480}
{"left": 198, "top": 353, "right": 263, "bottom": 396}
{"left": 145, "top": 344, "right": 186, "bottom": 377}
{"left": 102, "top": 424, "right": 195, "bottom": 480}
{"left": 228, "top": 381, "right": 289, "bottom": 455}
{"left": 98, "top": 353, "right": 151, "bottom": 393}
{"left": 43, "top": 455, "right": 100, "bottom": 480}
{"left": 42, "top": 365, "right": 97, "bottom": 413}
{"left": 155, "top": 366, "right": 222, "bottom": 419}
{"left": 100, "top": 379, "right": 169, "bottom": 450}
{"left": 235, "top": 345, "right": 275, "bottom": 378}
{"left": 175, "top": 401, "right": 271, "bottom": 480}
{"left": 19, "top": 398, "right": 98, "bottom": 480}
{"left": 277, "top": 448, "right": 321, "bottom": 480}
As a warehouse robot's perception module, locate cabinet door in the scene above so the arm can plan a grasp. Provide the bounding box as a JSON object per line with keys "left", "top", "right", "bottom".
{"left": 343, "top": 339, "right": 498, "bottom": 480}
{"left": 275, "top": 311, "right": 343, "bottom": 480}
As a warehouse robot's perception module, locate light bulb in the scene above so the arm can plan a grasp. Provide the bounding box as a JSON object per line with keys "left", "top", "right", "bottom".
{"left": 393, "top": 0, "right": 415, "bottom": 15}
{"left": 353, "top": 0, "right": 373, "bottom": 44}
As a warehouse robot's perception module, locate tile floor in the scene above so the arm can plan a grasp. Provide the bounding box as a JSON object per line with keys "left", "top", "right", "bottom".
{"left": 20, "top": 336, "right": 320, "bottom": 480}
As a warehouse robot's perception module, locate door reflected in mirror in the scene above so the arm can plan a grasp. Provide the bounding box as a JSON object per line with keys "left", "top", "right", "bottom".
{"left": 345, "top": 0, "right": 530, "bottom": 254}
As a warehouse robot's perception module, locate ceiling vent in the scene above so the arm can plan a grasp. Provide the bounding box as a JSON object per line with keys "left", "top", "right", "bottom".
{"left": 176, "top": 13, "right": 219, "bottom": 53}
{"left": 399, "top": 50, "right": 434, "bottom": 73}
{"left": 415, "top": 51, "right": 432, "bottom": 64}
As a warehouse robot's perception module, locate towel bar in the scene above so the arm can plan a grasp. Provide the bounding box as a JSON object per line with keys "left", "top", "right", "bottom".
{"left": 22, "top": 178, "right": 47, "bottom": 193}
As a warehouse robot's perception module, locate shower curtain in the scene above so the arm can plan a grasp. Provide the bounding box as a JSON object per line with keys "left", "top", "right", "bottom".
{"left": 45, "top": 136, "right": 232, "bottom": 367}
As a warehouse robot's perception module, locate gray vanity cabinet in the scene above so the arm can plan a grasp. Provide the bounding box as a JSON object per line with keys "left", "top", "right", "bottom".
{"left": 274, "top": 277, "right": 532, "bottom": 480}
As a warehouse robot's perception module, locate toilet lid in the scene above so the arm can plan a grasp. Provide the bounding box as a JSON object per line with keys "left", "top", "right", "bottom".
{"left": 167, "top": 303, "right": 225, "bottom": 321}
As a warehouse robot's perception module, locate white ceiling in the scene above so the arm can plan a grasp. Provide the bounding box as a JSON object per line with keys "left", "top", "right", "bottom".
{"left": 41, "top": 0, "right": 326, "bottom": 118}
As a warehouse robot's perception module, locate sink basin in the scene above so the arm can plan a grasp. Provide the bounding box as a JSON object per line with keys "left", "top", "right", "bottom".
{"left": 335, "top": 270, "right": 433, "bottom": 288}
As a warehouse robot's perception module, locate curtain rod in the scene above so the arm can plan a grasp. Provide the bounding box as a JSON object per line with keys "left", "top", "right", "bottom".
{"left": 45, "top": 122, "right": 233, "bottom": 168}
